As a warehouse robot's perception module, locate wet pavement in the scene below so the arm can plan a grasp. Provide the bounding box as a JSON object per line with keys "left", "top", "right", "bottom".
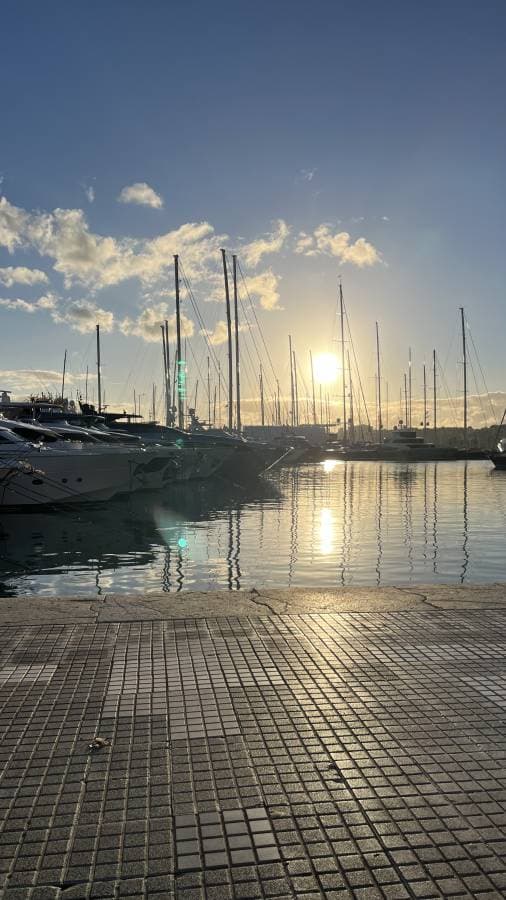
{"left": 1, "top": 606, "right": 506, "bottom": 898}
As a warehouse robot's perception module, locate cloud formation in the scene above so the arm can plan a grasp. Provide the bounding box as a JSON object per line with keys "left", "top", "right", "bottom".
{"left": 0, "top": 293, "right": 57, "bottom": 314}
{"left": 241, "top": 219, "right": 289, "bottom": 267}
{"left": 118, "top": 182, "right": 163, "bottom": 209}
{"left": 119, "top": 305, "right": 194, "bottom": 343}
{"left": 243, "top": 269, "right": 282, "bottom": 311}
{"left": 0, "top": 368, "right": 93, "bottom": 398}
{"left": 0, "top": 266, "right": 49, "bottom": 287}
{"left": 51, "top": 300, "right": 114, "bottom": 333}
{"left": 295, "top": 224, "right": 381, "bottom": 266}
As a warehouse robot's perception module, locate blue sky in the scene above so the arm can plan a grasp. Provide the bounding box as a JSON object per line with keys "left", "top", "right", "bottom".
{"left": 1, "top": 0, "right": 505, "bottom": 425}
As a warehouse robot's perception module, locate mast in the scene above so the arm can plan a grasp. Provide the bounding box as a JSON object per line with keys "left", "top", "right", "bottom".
{"left": 408, "top": 347, "right": 412, "bottom": 427}
{"left": 61, "top": 349, "right": 67, "bottom": 404}
{"left": 207, "top": 356, "right": 211, "bottom": 425}
{"left": 376, "top": 322, "right": 382, "bottom": 442}
{"left": 259, "top": 364, "right": 265, "bottom": 426}
{"left": 404, "top": 373, "right": 408, "bottom": 424}
{"left": 232, "top": 254, "right": 241, "bottom": 432}
{"left": 221, "top": 249, "right": 233, "bottom": 431}
{"left": 288, "top": 335, "right": 295, "bottom": 427}
{"left": 339, "top": 279, "right": 347, "bottom": 445}
{"left": 85, "top": 365, "right": 89, "bottom": 404}
{"left": 165, "top": 320, "right": 171, "bottom": 425}
{"left": 161, "top": 324, "right": 168, "bottom": 425}
{"left": 347, "top": 349, "right": 354, "bottom": 443}
{"left": 309, "top": 350, "right": 317, "bottom": 424}
{"left": 423, "top": 364, "right": 427, "bottom": 437}
{"left": 152, "top": 383, "right": 156, "bottom": 421}
{"left": 433, "top": 349, "right": 437, "bottom": 441}
{"left": 460, "top": 306, "right": 468, "bottom": 449}
{"left": 174, "top": 255, "right": 184, "bottom": 429}
{"left": 293, "top": 350, "right": 299, "bottom": 426}
{"left": 96, "top": 324, "right": 102, "bottom": 414}
{"left": 276, "top": 378, "right": 281, "bottom": 426}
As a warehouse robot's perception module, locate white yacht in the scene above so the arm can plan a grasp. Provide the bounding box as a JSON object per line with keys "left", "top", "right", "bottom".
{"left": 0, "top": 420, "right": 185, "bottom": 506}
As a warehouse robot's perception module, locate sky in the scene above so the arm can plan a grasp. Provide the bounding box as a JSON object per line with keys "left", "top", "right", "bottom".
{"left": 1, "top": 0, "right": 505, "bottom": 427}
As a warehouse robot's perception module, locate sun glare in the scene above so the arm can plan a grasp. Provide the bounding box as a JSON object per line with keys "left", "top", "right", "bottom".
{"left": 313, "top": 352, "right": 340, "bottom": 384}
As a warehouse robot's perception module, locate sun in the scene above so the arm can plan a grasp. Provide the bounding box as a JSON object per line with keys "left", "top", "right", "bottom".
{"left": 313, "top": 352, "right": 340, "bottom": 384}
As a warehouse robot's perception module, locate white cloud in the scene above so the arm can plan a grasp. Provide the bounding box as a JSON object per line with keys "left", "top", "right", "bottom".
{"left": 0, "top": 369, "right": 93, "bottom": 397}
{"left": 51, "top": 300, "right": 114, "bottom": 333}
{"left": 0, "top": 292, "right": 57, "bottom": 314}
{"left": 241, "top": 219, "right": 289, "bottom": 268}
{"left": 119, "top": 304, "right": 194, "bottom": 343}
{"left": 243, "top": 268, "right": 282, "bottom": 311}
{"left": 0, "top": 196, "right": 28, "bottom": 252}
{"left": 300, "top": 168, "right": 317, "bottom": 182}
{"left": 85, "top": 185, "right": 95, "bottom": 203}
{"left": 295, "top": 224, "right": 381, "bottom": 267}
{"left": 118, "top": 182, "right": 163, "bottom": 209}
{"left": 0, "top": 266, "right": 49, "bottom": 287}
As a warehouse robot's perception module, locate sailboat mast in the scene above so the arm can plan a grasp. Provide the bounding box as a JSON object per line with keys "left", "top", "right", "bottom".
{"left": 61, "top": 349, "right": 67, "bottom": 404}
{"left": 174, "top": 255, "right": 184, "bottom": 429}
{"left": 207, "top": 356, "right": 211, "bottom": 425}
{"left": 423, "top": 363, "right": 427, "bottom": 437}
{"left": 96, "top": 324, "right": 102, "bottom": 414}
{"left": 293, "top": 350, "right": 299, "bottom": 426}
{"left": 376, "top": 322, "right": 383, "bottom": 442}
{"left": 433, "top": 349, "right": 437, "bottom": 441}
{"left": 404, "top": 373, "right": 408, "bottom": 424}
{"left": 161, "top": 325, "right": 168, "bottom": 425}
{"left": 347, "top": 349, "right": 354, "bottom": 442}
{"left": 339, "top": 280, "right": 347, "bottom": 445}
{"left": 165, "top": 320, "right": 170, "bottom": 424}
{"left": 85, "top": 365, "right": 89, "bottom": 404}
{"left": 288, "top": 335, "right": 295, "bottom": 427}
{"left": 309, "top": 350, "right": 317, "bottom": 425}
{"left": 460, "top": 306, "right": 468, "bottom": 449}
{"left": 232, "top": 254, "right": 241, "bottom": 432}
{"left": 408, "top": 347, "right": 412, "bottom": 427}
{"left": 259, "top": 364, "right": 265, "bottom": 426}
{"left": 221, "top": 249, "right": 234, "bottom": 431}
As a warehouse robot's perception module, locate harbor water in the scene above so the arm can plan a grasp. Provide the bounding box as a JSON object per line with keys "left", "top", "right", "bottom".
{"left": 1, "top": 460, "right": 505, "bottom": 596}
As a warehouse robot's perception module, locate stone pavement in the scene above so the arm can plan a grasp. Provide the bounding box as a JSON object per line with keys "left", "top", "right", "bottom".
{"left": 1, "top": 603, "right": 506, "bottom": 898}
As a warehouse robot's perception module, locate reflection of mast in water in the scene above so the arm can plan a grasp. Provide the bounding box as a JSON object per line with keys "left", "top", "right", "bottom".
{"left": 422, "top": 466, "right": 428, "bottom": 564}
{"left": 161, "top": 546, "right": 171, "bottom": 592}
{"left": 288, "top": 469, "right": 299, "bottom": 586}
{"left": 175, "top": 550, "right": 184, "bottom": 591}
{"left": 432, "top": 463, "right": 439, "bottom": 573}
{"left": 227, "top": 510, "right": 234, "bottom": 590}
{"left": 402, "top": 466, "right": 414, "bottom": 578}
{"left": 233, "top": 508, "right": 241, "bottom": 589}
{"left": 460, "top": 462, "right": 469, "bottom": 583}
{"left": 339, "top": 462, "right": 349, "bottom": 585}
{"left": 375, "top": 465, "right": 383, "bottom": 585}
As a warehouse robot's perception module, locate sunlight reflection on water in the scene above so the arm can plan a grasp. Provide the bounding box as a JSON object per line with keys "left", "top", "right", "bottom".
{"left": 1, "top": 460, "right": 505, "bottom": 595}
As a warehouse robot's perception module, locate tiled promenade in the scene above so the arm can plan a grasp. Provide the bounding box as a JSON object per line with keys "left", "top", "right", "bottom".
{"left": 1, "top": 593, "right": 506, "bottom": 898}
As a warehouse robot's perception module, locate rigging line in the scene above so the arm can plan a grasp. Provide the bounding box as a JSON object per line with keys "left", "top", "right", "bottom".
{"left": 178, "top": 262, "right": 227, "bottom": 391}
{"left": 236, "top": 273, "right": 290, "bottom": 421}
{"left": 237, "top": 260, "right": 280, "bottom": 386}
{"left": 436, "top": 356, "right": 459, "bottom": 428}
{"left": 467, "top": 351, "right": 488, "bottom": 429}
{"left": 344, "top": 308, "right": 372, "bottom": 431}
{"left": 467, "top": 325, "right": 497, "bottom": 424}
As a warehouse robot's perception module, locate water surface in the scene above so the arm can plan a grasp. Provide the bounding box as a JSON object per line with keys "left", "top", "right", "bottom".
{"left": 1, "top": 460, "right": 505, "bottom": 595}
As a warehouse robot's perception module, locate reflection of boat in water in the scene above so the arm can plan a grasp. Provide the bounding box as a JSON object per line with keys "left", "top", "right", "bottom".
{"left": 0, "top": 477, "right": 281, "bottom": 592}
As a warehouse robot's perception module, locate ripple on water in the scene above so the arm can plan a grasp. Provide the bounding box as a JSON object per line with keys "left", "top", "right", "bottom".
{"left": 1, "top": 460, "right": 505, "bottom": 595}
